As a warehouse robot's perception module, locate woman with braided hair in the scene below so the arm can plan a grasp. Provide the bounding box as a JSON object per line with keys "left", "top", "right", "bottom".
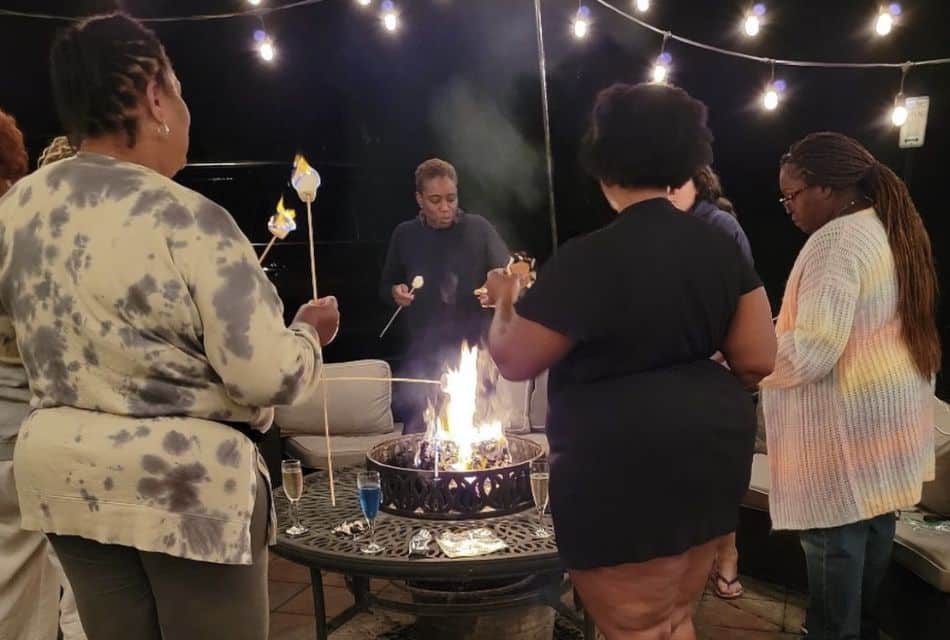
{"left": 0, "top": 12, "right": 340, "bottom": 639}
{"left": 762, "top": 131, "right": 939, "bottom": 639}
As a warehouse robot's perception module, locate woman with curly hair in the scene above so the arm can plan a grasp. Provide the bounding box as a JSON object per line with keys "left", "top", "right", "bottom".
{"left": 479, "top": 83, "right": 776, "bottom": 638}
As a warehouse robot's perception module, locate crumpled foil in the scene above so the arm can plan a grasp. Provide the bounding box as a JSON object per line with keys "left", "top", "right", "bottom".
{"left": 436, "top": 528, "right": 508, "bottom": 558}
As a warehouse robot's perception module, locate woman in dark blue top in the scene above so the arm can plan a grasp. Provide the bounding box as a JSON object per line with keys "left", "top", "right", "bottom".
{"left": 479, "top": 83, "right": 776, "bottom": 638}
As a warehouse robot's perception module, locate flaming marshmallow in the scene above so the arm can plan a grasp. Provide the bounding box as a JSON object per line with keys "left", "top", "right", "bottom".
{"left": 267, "top": 196, "right": 297, "bottom": 239}
{"left": 291, "top": 154, "right": 321, "bottom": 203}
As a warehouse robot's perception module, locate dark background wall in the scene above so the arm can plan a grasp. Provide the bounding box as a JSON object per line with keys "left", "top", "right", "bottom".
{"left": 1, "top": 0, "right": 947, "bottom": 397}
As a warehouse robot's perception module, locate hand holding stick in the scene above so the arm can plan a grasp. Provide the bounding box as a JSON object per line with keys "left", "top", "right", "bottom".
{"left": 379, "top": 275, "right": 424, "bottom": 339}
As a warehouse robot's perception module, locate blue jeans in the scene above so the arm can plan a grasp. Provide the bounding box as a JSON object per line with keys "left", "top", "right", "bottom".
{"left": 799, "top": 512, "right": 896, "bottom": 640}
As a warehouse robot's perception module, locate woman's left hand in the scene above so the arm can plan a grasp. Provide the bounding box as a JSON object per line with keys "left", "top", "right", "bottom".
{"left": 475, "top": 268, "right": 523, "bottom": 308}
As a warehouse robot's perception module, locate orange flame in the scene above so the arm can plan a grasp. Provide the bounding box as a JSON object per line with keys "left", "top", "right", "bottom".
{"left": 275, "top": 196, "right": 296, "bottom": 224}
{"left": 292, "top": 153, "right": 315, "bottom": 178}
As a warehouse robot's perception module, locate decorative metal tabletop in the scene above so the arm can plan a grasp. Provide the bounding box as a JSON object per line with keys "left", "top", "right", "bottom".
{"left": 274, "top": 467, "right": 562, "bottom": 579}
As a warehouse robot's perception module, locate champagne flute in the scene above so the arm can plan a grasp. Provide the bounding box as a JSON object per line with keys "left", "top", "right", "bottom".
{"left": 281, "top": 459, "right": 308, "bottom": 537}
{"left": 357, "top": 471, "right": 384, "bottom": 554}
{"left": 529, "top": 460, "right": 552, "bottom": 539}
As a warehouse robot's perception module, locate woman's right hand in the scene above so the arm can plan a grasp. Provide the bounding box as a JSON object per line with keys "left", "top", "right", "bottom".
{"left": 293, "top": 297, "right": 340, "bottom": 346}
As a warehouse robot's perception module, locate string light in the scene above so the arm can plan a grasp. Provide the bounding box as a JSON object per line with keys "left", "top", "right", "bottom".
{"left": 259, "top": 37, "right": 276, "bottom": 61}
{"left": 651, "top": 33, "right": 672, "bottom": 83}
{"left": 573, "top": 6, "right": 591, "bottom": 39}
{"left": 743, "top": 4, "right": 766, "bottom": 37}
{"left": 381, "top": 0, "right": 399, "bottom": 32}
{"left": 634, "top": 0, "right": 650, "bottom": 12}
{"left": 890, "top": 64, "right": 910, "bottom": 126}
{"left": 875, "top": 4, "right": 901, "bottom": 37}
{"left": 761, "top": 63, "right": 784, "bottom": 111}
{"left": 247, "top": 0, "right": 262, "bottom": 6}
{"left": 356, "top": 0, "right": 372, "bottom": 6}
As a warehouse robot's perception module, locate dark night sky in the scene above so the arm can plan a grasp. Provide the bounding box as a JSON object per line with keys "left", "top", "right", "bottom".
{"left": 1, "top": 0, "right": 948, "bottom": 396}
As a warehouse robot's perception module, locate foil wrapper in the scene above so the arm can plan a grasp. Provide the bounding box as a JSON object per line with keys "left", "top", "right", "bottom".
{"left": 436, "top": 528, "right": 508, "bottom": 558}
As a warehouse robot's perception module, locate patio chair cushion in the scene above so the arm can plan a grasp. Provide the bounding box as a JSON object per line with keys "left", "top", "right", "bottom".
{"left": 894, "top": 519, "right": 950, "bottom": 593}
{"left": 919, "top": 399, "right": 950, "bottom": 517}
{"left": 275, "top": 359, "right": 394, "bottom": 437}
{"left": 741, "top": 453, "right": 770, "bottom": 512}
{"left": 285, "top": 433, "right": 399, "bottom": 470}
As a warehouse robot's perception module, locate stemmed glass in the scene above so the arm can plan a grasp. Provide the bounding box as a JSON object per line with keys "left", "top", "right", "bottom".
{"left": 529, "top": 460, "right": 552, "bottom": 539}
{"left": 357, "top": 471, "right": 384, "bottom": 554}
{"left": 281, "top": 459, "right": 308, "bottom": 537}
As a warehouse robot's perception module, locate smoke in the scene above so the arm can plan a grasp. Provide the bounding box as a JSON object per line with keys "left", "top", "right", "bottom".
{"left": 429, "top": 80, "right": 544, "bottom": 216}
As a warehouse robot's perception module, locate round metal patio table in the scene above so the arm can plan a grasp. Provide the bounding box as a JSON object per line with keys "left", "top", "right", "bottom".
{"left": 272, "top": 467, "right": 594, "bottom": 639}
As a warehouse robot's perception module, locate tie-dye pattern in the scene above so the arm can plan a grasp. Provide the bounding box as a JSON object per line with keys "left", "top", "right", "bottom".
{"left": 0, "top": 153, "right": 323, "bottom": 564}
{"left": 761, "top": 209, "right": 935, "bottom": 530}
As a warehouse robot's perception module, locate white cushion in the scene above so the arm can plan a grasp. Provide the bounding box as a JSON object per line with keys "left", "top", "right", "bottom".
{"left": 275, "top": 360, "right": 394, "bottom": 437}
{"left": 920, "top": 398, "right": 950, "bottom": 517}
{"left": 286, "top": 433, "right": 397, "bottom": 470}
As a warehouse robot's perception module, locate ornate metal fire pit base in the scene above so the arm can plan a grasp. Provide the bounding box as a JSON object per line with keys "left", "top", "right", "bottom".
{"left": 366, "top": 435, "right": 544, "bottom": 520}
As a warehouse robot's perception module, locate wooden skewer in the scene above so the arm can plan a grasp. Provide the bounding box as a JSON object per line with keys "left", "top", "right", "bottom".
{"left": 306, "top": 201, "right": 318, "bottom": 300}
{"left": 322, "top": 376, "right": 335, "bottom": 506}
{"left": 258, "top": 236, "right": 278, "bottom": 265}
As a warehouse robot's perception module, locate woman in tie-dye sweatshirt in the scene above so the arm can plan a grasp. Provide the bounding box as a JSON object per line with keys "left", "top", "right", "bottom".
{"left": 763, "top": 132, "right": 938, "bottom": 640}
{"left": 0, "top": 13, "right": 339, "bottom": 639}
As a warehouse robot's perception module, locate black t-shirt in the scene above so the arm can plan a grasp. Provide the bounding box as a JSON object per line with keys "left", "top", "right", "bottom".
{"left": 516, "top": 197, "right": 761, "bottom": 456}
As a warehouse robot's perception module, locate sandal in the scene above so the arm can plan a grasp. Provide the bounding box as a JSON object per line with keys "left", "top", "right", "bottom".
{"left": 710, "top": 571, "right": 744, "bottom": 599}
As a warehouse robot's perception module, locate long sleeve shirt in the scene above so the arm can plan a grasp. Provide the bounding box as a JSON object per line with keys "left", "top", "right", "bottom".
{"left": 0, "top": 153, "right": 323, "bottom": 564}
{"left": 761, "top": 209, "right": 934, "bottom": 530}
{"left": 379, "top": 210, "right": 509, "bottom": 349}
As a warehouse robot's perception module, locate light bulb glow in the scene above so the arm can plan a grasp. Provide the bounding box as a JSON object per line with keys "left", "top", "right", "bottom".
{"left": 356, "top": 0, "right": 372, "bottom": 5}
{"left": 891, "top": 103, "right": 908, "bottom": 126}
{"left": 875, "top": 12, "right": 893, "bottom": 35}
{"left": 573, "top": 18, "right": 590, "bottom": 39}
{"left": 247, "top": 0, "right": 262, "bottom": 5}
{"left": 744, "top": 15, "right": 761, "bottom": 37}
{"left": 383, "top": 11, "right": 398, "bottom": 31}
{"left": 752, "top": 3, "right": 766, "bottom": 16}
{"left": 635, "top": 0, "right": 650, "bottom": 11}
{"left": 259, "top": 40, "right": 275, "bottom": 61}
{"left": 888, "top": 3, "right": 902, "bottom": 16}
{"left": 652, "top": 63, "right": 669, "bottom": 84}
{"left": 763, "top": 89, "right": 779, "bottom": 110}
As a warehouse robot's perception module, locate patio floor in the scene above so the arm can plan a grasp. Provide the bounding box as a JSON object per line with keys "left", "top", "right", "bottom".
{"left": 266, "top": 551, "right": 877, "bottom": 639}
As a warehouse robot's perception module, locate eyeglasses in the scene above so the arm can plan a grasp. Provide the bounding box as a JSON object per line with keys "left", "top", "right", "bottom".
{"left": 779, "top": 186, "right": 811, "bottom": 212}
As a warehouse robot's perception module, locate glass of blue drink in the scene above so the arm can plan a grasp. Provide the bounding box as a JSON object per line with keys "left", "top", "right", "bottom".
{"left": 357, "top": 471, "right": 384, "bottom": 554}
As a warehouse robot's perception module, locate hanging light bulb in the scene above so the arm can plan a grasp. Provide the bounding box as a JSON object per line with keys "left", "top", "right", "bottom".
{"left": 356, "top": 0, "right": 372, "bottom": 6}
{"left": 891, "top": 97, "right": 908, "bottom": 126}
{"left": 762, "top": 86, "right": 779, "bottom": 110}
{"left": 875, "top": 4, "right": 901, "bottom": 36}
{"left": 573, "top": 6, "right": 591, "bottom": 39}
{"left": 744, "top": 4, "right": 766, "bottom": 37}
{"left": 381, "top": 1, "right": 399, "bottom": 32}
{"left": 259, "top": 38, "right": 275, "bottom": 62}
{"left": 247, "top": 0, "right": 262, "bottom": 6}
{"left": 635, "top": 0, "right": 650, "bottom": 12}
{"left": 652, "top": 52, "right": 672, "bottom": 84}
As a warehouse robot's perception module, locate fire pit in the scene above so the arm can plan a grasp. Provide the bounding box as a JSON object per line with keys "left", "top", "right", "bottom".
{"left": 366, "top": 434, "right": 543, "bottom": 519}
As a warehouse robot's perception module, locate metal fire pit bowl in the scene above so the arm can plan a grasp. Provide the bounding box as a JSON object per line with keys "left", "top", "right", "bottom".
{"left": 365, "top": 434, "right": 544, "bottom": 520}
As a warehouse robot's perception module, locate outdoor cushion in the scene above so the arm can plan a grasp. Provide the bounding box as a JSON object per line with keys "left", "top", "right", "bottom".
{"left": 894, "top": 518, "right": 950, "bottom": 593}
{"left": 741, "top": 453, "right": 770, "bottom": 512}
{"left": 276, "top": 359, "right": 394, "bottom": 437}
{"left": 285, "top": 432, "right": 398, "bottom": 470}
{"left": 920, "top": 398, "right": 950, "bottom": 517}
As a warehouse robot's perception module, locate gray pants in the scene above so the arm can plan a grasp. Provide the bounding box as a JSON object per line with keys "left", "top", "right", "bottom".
{"left": 48, "top": 475, "right": 269, "bottom": 640}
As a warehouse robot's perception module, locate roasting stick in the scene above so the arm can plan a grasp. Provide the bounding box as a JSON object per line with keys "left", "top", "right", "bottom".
{"left": 379, "top": 275, "right": 425, "bottom": 339}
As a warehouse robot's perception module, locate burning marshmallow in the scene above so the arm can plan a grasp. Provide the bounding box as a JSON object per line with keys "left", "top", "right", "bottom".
{"left": 291, "top": 154, "right": 321, "bottom": 203}
{"left": 267, "top": 196, "right": 297, "bottom": 239}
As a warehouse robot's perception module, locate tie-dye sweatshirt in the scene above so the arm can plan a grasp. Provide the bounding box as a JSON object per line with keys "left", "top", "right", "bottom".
{"left": 0, "top": 152, "right": 323, "bottom": 564}
{"left": 761, "top": 208, "right": 934, "bottom": 530}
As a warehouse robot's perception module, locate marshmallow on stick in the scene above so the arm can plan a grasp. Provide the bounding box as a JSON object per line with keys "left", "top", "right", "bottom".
{"left": 291, "top": 154, "right": 321, "bottom": 300}
{"left": 379, "top": 275, "right": 424, "bottom": 339}
{"left": 474, "top": 252, "right": 536, "bottom": 300}
{"left": 258, "top": 197, "right": 297, "bottom": 264}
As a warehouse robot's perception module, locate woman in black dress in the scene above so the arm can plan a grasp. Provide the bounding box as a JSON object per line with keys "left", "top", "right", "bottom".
{"left": 479, "top": 83, "right": 776, "bottom": 638}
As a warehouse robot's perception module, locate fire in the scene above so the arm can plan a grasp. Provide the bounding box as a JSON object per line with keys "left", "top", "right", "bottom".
{"left": 292, "top": 153, "right": 315, "bottom": 178}
{"left": 274, "top": 196, "right": 296, "bottom": 224}
{"left": 428, "top": 343, "right": 507, "bottom": 471}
